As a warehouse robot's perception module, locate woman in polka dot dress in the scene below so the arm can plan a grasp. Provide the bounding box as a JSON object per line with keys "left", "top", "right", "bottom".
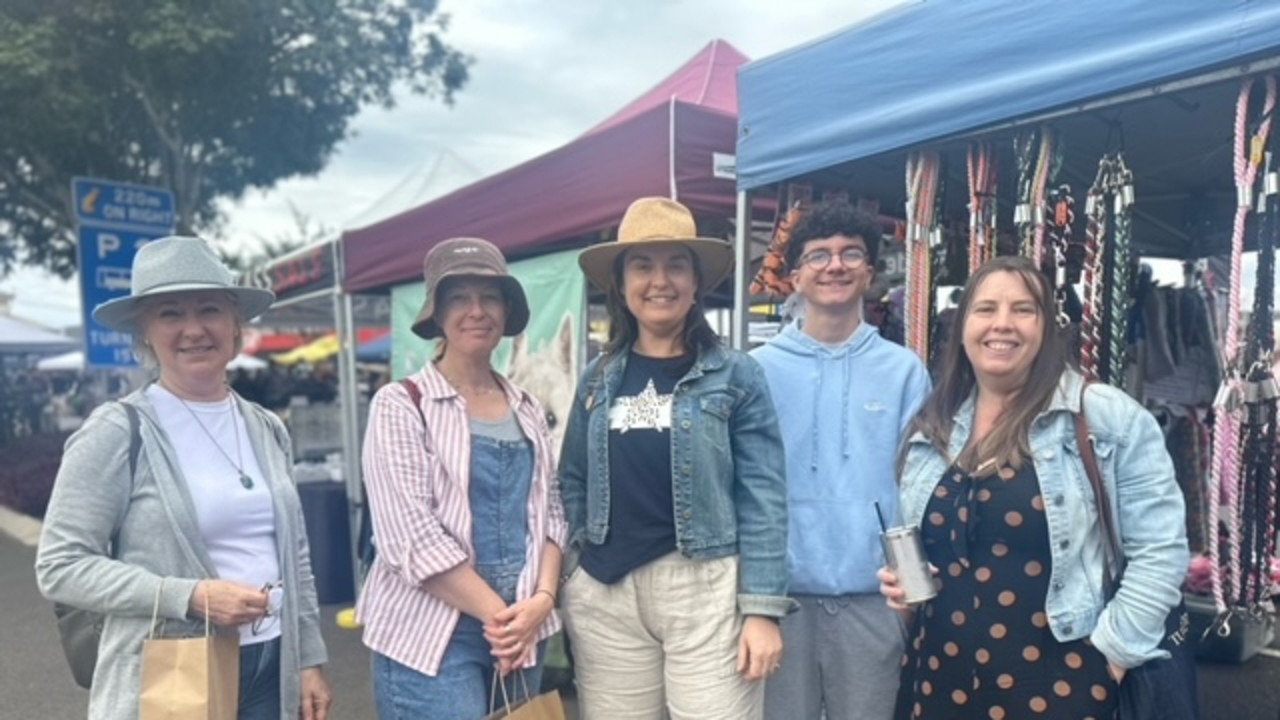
{"left": 878, "top": 256, "right": 1190, "bottom": 719}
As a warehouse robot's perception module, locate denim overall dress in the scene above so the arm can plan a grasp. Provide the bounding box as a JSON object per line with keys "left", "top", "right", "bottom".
{"left": 372, "top": 414, "right": 539, "bottom": 719}
{"left": 442, "top": 414, "right": 542, "bottom": 704}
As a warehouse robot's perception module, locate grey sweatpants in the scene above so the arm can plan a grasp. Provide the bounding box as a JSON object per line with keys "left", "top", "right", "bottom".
{"left": 763, "top": 593, "right": 905, "bottom": 720}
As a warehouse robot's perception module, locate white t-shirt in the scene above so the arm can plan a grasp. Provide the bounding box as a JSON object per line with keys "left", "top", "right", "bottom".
{"left": 147, "top": 384, "right": 282, "bottom": 644}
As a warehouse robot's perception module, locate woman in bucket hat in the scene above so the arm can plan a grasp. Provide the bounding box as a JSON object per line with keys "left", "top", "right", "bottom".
{"left": 36, "top": 236, "right": 332, "bottom": 720}
{"left": 558, "top": 197, "right": 791, "bottom": 719}
{"left": 356, "top": 237, "right": 567, "bottom": 719}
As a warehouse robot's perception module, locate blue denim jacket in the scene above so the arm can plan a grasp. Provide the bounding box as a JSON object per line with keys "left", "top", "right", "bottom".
{"left": 558, "top": 344, "right": 793, "bottom": 617}
{"left": 899, "top": 370, "right": 1189, "bottom": 669}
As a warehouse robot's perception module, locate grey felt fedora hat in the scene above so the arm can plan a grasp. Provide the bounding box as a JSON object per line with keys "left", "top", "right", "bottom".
{"left": 92, "top": 236, "right": 276, "bottom": 331}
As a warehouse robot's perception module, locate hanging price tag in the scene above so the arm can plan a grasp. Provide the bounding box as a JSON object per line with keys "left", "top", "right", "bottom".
{"left": 1251, "top": 134, "right": 1266, "bottom": 166}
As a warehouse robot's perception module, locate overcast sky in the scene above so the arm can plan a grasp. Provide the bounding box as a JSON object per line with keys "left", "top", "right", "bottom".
{"left": 2, "top": 0, "right": 1270, "bottom": 329}
{"left": 4, "top": 0, "right": 909, "bottom": 328}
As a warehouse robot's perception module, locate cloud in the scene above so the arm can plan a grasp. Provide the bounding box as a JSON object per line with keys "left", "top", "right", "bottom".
{"left": 16, "top": 0, "right": 1274, "bottom": 337}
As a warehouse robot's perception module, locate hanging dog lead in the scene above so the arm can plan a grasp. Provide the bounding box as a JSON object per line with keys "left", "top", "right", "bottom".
{"left": 1014, "top": 126, "right": 1058, "bottom": 270}
{"left": 1107, "top": 153, "right": 1135, "bottom": 390}
{"left": 967, "top": 141, "right": 997, "bottom": 275}
{"left": 1240, "top": 75, "right": 1279, "bottom": 609}
{"left": 905, "top": 150, "right": 940, "bottom": 360}
{"left": 1081, "top": 156, "right": 1110, "bottom": 382}
{"left": 1047, "top": 184, "right": 1075, "bottom": 328}
{"left": 1208, "top": 75, "right": 1276, "bottom": 612}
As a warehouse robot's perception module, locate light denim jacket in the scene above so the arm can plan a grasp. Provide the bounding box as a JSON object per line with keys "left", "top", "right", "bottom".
{"left": 558, "top": 344, "right": 793, "bottom": 617}
{"left": 899, "top": 369, "right": 1189, "bottom": 669}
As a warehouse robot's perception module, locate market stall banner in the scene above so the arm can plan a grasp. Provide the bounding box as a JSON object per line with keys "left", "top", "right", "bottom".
{"left": 391, "top": 248, "right": 584, "bottom": 443}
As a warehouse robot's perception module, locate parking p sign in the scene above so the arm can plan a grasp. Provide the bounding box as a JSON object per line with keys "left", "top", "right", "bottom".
{"left": 73, "top": 178, "right": 175, "bottom": 368}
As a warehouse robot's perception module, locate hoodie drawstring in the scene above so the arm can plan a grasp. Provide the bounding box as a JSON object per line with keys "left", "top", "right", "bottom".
{"left": 810, "top": 353, "right": 823, "bottom": 471}
{"left": 842, "top": 353, "right": 851, "bottom": 459}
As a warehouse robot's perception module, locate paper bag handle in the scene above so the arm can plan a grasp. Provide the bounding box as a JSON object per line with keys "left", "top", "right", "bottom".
{"left": 489, "top": 668, "right": 534, "bottom": 714}
{"left": 147, "top": 579, "right": 212, "bottom": 640}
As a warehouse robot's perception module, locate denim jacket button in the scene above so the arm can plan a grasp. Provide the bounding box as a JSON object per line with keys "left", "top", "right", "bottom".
{"left": 1059, "top": 540, "right": 1069, "bottom": 550}
{"left": 681, "top": 420, "right": 691, "bottom": 429}
{"left": 1042, "top": 451, "right": 1056, "bottom": 460}
{"left": 1053, "top": 495, "right": 1064, "bottom": 506}
{"left": 1062, "top": 624, "right": 1073, "bottom": 634}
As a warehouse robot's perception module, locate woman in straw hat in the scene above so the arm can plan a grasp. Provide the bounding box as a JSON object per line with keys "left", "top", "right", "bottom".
{"left": 357, "top": 237, "right": 567, "bottom": 719}
{"left": 559, "top": 197, "right": 791, "bottom": 719}
{"left": 36, "top": 236, "right": 331, "bottom": 720}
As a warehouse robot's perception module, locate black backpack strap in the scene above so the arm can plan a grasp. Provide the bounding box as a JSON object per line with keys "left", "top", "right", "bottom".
{"left": 122, "top": 402, "right": 141, "bottom": 477}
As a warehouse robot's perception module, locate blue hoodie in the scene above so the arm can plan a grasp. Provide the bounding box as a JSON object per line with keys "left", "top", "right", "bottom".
{"left": 751, "top": 321, "right": 931, "bottom": 595}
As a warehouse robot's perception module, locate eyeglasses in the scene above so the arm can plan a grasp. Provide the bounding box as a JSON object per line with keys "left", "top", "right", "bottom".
{"left": 798, "top": 247, "right": 868, "bottom": 270}
{"left": 251, "top": 582, "right": 285, "bottom": 636}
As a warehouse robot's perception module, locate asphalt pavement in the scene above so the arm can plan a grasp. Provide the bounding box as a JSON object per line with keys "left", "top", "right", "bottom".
{"left": 0, "top": 531, "right": 579, "bottom": 719}
{"left": 1, "top": 529, "right": 1277, "bottom": 719}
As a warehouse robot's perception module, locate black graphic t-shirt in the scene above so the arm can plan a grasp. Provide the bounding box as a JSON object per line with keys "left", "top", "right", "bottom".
{"left": 580, "top": 351, "right": 695, "bottom": 584}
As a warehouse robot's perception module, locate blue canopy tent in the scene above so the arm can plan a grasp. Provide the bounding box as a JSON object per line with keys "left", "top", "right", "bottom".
{"left": 725, "top": 1, "right": 1280, "bottom": 346}
{"left": 736, "top": 0, "right": 1280, "bottom": 190}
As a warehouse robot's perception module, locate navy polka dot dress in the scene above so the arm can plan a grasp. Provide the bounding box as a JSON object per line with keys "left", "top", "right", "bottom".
{"left": 900, "top": 463, "right": 1119, "bottom": 719}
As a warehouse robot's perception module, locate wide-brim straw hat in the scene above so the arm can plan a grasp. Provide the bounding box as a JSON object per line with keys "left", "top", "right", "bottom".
{"left": 92, "top": 236, "right": 275, "bottom": 332}
{"left": 578, "top": 197, "right": 734, "bottom": 294}
{"left": 411, "top": 236, "right": 530, "bottom": 340}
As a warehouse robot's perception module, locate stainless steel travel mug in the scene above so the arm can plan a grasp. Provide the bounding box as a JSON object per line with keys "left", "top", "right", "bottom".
{"left": 881, "top": 525, "right": 937, "bottom": 605}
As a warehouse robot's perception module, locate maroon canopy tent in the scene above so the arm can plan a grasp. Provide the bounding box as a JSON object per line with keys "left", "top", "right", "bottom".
{"left": 341, "top": 40, "right": 751, "bottom": 293}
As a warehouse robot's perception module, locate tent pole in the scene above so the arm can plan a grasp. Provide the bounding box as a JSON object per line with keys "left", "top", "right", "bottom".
{"left": 731, "top": 189, "right": 751, "bottom": 350}
{"left": 668, "top": 97, "right": 679, "bottom": 200}
{"left": 333, "top": 287, "right": 364, "bottom": 591}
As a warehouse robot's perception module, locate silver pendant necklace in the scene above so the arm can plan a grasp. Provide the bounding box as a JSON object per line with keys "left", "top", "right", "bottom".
{"left": 171, "top": 390, "right": 254, "bottom": 489}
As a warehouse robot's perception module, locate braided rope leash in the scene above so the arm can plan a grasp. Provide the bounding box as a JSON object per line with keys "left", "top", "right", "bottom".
{"left": 1108, "top": 154, "right": 1135, "bottom": 390}
{"left": 1210, "top": 76, "right": 1276, "bottom": 609}
{"left": 1081, "top": 157, "right": 1111, "bottom": 382}
{"left": 1048, "top": 184, "right": 1074, "bottom": 328}
{"left": 984, "top": 144, "right": 998, "bottom": 266}
{"left": 1031, "top": 128, "right": 1058, "bottom": 268}
{"left": 906, "top": 153, "right": 924, "bottom": 357}
{"left": 967, "top": 141, "right": 998, "bottom": 275}
{"left": 1241, "top": 81, "right": 1280, "bottom": 607}
{"left": 905, "top": 151, "right": 940, "bottom": 360}
{"left": 1015, "top": 130, "right": 1037, "bottom": 258}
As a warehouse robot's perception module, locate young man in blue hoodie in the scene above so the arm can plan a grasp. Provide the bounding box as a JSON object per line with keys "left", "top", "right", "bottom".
{"left": 752, "top": 200, "right": 931, "bottom": 720}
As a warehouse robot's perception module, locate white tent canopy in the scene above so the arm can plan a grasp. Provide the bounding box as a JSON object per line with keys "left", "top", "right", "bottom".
{"left": 0, "top": 316, "right": 76, "bottom": 354}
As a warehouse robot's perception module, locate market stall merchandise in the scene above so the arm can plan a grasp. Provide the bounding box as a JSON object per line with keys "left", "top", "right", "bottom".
{"left": 733, "top": 0, "right": 1280, "bottom": 664}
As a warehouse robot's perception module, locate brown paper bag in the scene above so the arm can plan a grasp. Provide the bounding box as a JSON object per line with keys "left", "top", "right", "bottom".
{"left": 480, "top": 690, "right": 566, "bottom": 720}
{"left": 138, "top": 582, "right": 240, "bottom": 720}
{"left": 481, "top": 672, "right": 566, "bottom": 720}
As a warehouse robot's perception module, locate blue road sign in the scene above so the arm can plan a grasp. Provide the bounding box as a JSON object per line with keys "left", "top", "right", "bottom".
{"left": 77, "top": 226, "right": 171, "bottom": 367}
{"left": 72, "top": 177, "right": 175, "bottom": 230}
{"left": 73, "top": 177, "right": 176, "bottom": 368}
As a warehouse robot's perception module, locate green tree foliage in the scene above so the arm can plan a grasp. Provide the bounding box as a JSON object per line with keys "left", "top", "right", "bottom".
{"left": 0, "top": 0, "right": 470, "bottom": 278}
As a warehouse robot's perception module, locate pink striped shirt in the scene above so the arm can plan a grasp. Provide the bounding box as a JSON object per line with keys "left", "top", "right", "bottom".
{"left": 355, "top": 363, "right": 568, "bottom": 676}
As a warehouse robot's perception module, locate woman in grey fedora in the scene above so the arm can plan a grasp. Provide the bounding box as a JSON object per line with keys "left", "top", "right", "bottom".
{"left": 357, "top": 237, "right": 567, "bottom": 719}
{"left": 36, "top": 236, "right": 331, "bottom": 720}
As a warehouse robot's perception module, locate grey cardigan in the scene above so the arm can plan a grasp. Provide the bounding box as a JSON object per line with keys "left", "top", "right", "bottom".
{"left": 35, "top": 388, "right": 328, "bottom": 720}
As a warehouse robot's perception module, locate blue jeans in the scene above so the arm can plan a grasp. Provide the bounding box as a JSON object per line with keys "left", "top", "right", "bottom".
{"left": 238, "top": 637, "right": 281, "bottom": 720}
{"left": 372, "top": 433, "right": 539, "bottom": 719}
{"left": 373, "top": 644, "right": 546, "bottom": 720}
